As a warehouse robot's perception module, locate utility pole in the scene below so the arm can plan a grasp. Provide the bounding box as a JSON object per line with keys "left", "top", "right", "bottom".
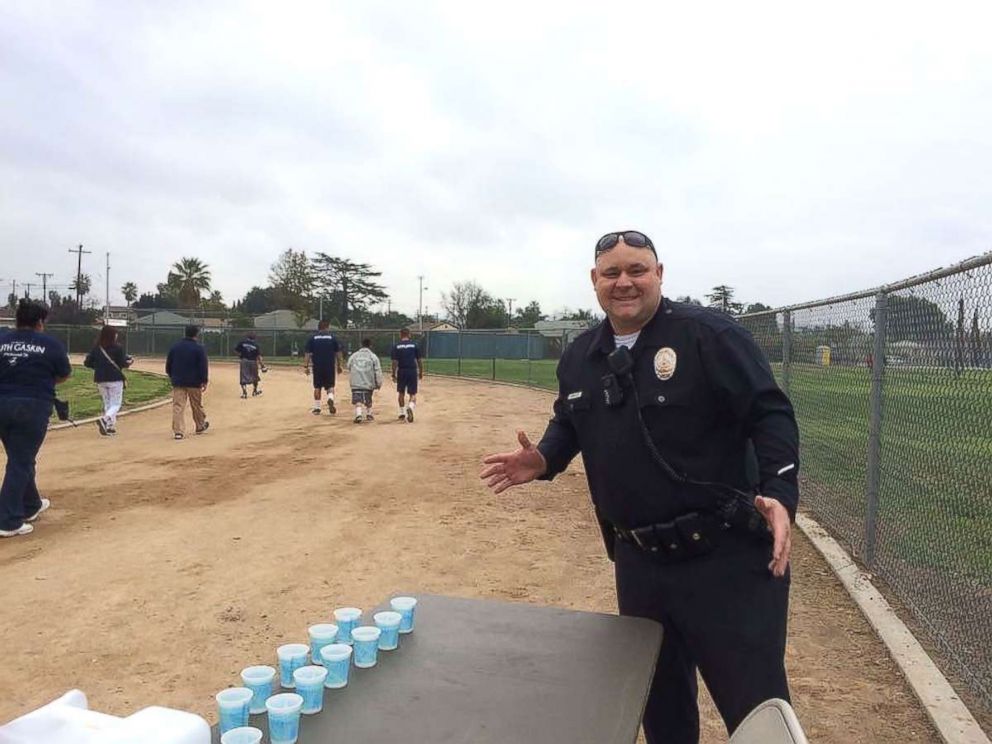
{"left": 506, "top": 298, "right": 515, "bottom": 328}
{"left": 69, "top": 244, "right": 91, "bottom": 307}
{"left": 9, "top": 280, "right": 16, "bottom": 308}
{"left": 24, "top": 283, "right": 35, "bottom": 299}
{"left": 36, "top": 273, "right": 54, "bottom": 304}
{"left": 105, "top": 252, "right": 111, "bottom": 320}
{"left": 418, "top": 276, "right": 427, "bottom": 330}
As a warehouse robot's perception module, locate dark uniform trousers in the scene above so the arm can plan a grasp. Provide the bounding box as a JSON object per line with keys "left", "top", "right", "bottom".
{"left": 615, "top": 531, "right": 790, "bottom": 744}
{"left": 0, "top": 397, "right": 51, "bottom": 531}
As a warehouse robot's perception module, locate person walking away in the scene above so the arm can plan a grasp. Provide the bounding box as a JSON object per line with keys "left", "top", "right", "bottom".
{"left": 390, "top": 328, "right": 423, "bottom": 422}
{"left": 165, "top": 325, "right": 209, "bottom": 440}
{"left": 83, "top": 325, "right": 132, "bottom": 435}
{"left": 0, "top": 300, "right": 72, "bottom": 538}
{"left": 234, "top": 331, "right": 264, "bottom": 398}
{"left": 303, "top": 320, "right": 343, "bottom": 415}
{"left": 347, "top": 338, "right": 383, "bottom": 423}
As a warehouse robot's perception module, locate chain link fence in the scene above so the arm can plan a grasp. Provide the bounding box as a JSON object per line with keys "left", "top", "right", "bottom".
{"left": 31, "top": 255, "right": 991, "bottom": 709}
{"left": 739, "top": 253, "right": 992, "bottom": 711}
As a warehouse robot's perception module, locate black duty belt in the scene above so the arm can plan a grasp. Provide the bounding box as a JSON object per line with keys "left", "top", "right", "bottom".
{"left": 612, "top": 511, "right": 724, "bottom": 562}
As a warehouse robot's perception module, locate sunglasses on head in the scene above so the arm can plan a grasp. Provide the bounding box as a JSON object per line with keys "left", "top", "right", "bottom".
{"left": 595, "top": 230, "right": 657, "bottom": 258}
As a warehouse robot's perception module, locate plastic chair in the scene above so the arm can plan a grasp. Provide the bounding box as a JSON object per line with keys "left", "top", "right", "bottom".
{"left": 729, "top": 698, "right": 810, "bottom": 744}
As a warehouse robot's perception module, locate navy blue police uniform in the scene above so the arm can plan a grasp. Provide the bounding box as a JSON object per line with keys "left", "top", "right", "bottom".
{"left": 305, "top": 331, "right": 341, "bottom": 390}
{"left": 536, "top": 298, "right": 800, "bottom": 743}
{"left": 0, "top": 329, "right": 71, "bottom": 531}
{"left": 391, "top": 339, "right": 420, "bottom": 395}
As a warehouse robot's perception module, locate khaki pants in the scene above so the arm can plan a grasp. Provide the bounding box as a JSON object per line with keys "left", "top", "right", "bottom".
{"left": 172, "top": 387, "right": 206, "bottom": 434}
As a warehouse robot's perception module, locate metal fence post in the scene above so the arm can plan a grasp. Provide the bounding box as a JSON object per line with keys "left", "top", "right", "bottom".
{"left": 865, "top": 291, "right": 888, "bottom": 567}
{"left": 782, "top": 310, "right": 792, "bottom": 395}
{"left": 492, "top": 355, "right": 496, "bottom": 381}
{"left": 457, "top": 331, "right": 463, "bottom": 377}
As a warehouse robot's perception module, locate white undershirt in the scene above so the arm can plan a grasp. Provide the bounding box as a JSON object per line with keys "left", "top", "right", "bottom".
{"left": 614, "top": 330, "right": 640, "bottom": 349}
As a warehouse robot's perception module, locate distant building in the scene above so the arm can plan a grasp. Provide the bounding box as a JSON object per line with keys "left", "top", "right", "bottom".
{"left": 253, "top": 309, "right": 320, "bottom": 331}
{"left": 534, "top": 319, "right": 594, "bottom": 344}
{"left": 131, "top": 310, "right": 194, "bottom": 327}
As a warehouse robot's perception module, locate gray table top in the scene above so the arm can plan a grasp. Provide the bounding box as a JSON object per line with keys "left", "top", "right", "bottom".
{"left": 211, "top": 593, "right": 662, "bottom": 743}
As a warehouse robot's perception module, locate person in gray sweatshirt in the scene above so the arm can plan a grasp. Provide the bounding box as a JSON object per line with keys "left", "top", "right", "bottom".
{"left": 346, "top": 338, "right": 383, "bottom": 423}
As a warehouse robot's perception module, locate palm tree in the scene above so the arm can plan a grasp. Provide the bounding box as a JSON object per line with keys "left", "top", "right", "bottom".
{"left": 121, "top": 282, "right": 138, "bottom": 306}
{"left": 168, "top": 257, "right": 212, "bottom": 308}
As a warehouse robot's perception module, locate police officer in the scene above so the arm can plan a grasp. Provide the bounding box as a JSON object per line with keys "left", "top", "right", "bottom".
{"left": 481, "top": 230, "right": 799, "bottom": 744}
{"left": 0, "top": 300, "right": 72, "bottom": 538}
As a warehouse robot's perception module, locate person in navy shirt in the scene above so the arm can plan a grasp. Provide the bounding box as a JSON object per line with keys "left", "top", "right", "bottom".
{"left": 165, "top": 325, "right": 210, "bottom": 440}
{"left": 234, "top": 332, "right": 264, "bottom": 399}
{"left": 303, "top": 320, "right": 343, "bottom": 415}
{"left": 0, "top": 300, "right": 72, "bottom": 538}
{"left": 390, "top": 328, "right": 423, "bottom": 422}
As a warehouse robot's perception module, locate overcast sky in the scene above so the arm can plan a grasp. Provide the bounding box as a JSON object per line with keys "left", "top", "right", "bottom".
{"left": 2, "top": 0, "right": 991, "bottom": 318}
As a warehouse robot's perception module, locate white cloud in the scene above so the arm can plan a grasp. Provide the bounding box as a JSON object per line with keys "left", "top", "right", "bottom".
{"left": 1, "top": 0, "right": 990, "bottom": 317}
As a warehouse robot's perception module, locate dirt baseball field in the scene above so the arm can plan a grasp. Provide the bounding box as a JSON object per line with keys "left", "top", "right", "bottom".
{"left": 0, "top": 361, "right": 938, "bottom": 742}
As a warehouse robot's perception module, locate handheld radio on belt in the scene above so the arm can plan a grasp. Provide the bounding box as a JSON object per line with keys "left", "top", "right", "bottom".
{"left": 604, "top": 346, "right": 771, "bottom": 546}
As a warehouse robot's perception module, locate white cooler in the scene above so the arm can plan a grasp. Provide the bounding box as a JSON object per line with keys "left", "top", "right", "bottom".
{"left": 0, "top": 690, "right": 210, "bottom": 744}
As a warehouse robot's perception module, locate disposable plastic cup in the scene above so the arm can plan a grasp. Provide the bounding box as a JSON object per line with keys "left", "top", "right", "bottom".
{"left": 276, "top": 643, "right": 310, "bottom": 688}
{"left": 293, "top": 665, "right": 328, "bottom": 715}
{"left": 308, "top": 623, "right": 339, "bottom": 666}
{"left": 351, "top": 626, "right": 382, "bottom": 668}
{"left": 215, "top": 687, "right": 253, "bottom": 734}
{"left": 373, "top": 611, "right": 402, "bottom": 651}
{"left": 390, "top": 596, "right": 418, "bottom": 634}
{"left": 333, "top": 607, "right": 362, "bottom": 645}
{"left": 240, "top": 665, "right": 276, "bottom": 714}
{"left": 266, "top": 693, "right": 304, "bottom": 744}
{"left": 319, "top": 643, "right": 353, "bottom": 688}
{"left": 220, "top": 726, "right": 263, "bottom": 744}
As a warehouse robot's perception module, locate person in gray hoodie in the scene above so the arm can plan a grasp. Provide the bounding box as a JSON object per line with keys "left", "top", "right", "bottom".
{"left": 346, "top": 338, "right": 383, "bottom": 423}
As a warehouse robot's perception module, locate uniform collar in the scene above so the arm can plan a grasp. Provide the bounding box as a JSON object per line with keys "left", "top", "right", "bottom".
{"left": 585, "top": 297, "right": 671, "bottom": 360}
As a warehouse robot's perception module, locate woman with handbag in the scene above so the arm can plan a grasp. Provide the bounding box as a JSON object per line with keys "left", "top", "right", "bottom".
{"left": 83, "top": 325, "right": 133, "bottom": 436}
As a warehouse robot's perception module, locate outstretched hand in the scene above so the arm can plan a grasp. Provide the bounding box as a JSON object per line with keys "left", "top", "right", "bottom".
{"left": 480, "top": 431, "right": 548, "bottom": 494}
{"left": 754, "top": 495, "right": 792, "bottom": 577}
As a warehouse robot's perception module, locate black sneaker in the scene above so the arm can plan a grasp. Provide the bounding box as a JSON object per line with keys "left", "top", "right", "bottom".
{"left": 327, "top": 400, "right": 336, "bottom": 415}
{"left": 107, "top": 427, "right": 117, "bottom": 435}
{"left": 240, "top": 391, "right": 248, "bottom": 399}
{"left": 252, "top": 389, "right": 262, "bottom": 396}
{"left": 353, "top": 415, "right": 362, "bottom": 424}
{"left": 174, "top": 433, "right": 184, "bottom": 440}
{"left": 195, "top": 421, "right": 210, "bottom": 434}
{"left": 398, "top": 413, "right": 407, "bottom": 420}
{"left": 366, "top": 413, "right": 375, "bottom": 422}
{"left": 96, "top": 418, "right": 109, "bottom": 436}
{"left": 311, "top": 407, "right": 321, "bottom": 415}
{"left": 406, "top": 407, "right": 414, "bottom": 423}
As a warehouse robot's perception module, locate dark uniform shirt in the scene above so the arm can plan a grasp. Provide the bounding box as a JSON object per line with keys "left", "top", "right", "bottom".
{"left": 391, "top": 340, "right": 420, "bottom": 370}
{"left": 83, "top": 344, "right": 130, "bottom": 383}
{"left": 235, "top": 339, "right": 261, "bottom": 360}
{"left": 305, "top": 332, "right": 341, "bottom": 371}
{"left": 165, "top": 338, "right": 209, "bottom": 388}
{"left": 0, "top": 330, "right": 72, "bottom": 401}
{"left": 537, "top": 299, "right": 799, "bottom": 551}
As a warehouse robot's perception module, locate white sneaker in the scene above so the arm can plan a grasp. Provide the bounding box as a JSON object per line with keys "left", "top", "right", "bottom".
{"left": 0, "top": 523, "right": 34, "bottom": 538}
{"left": 26, "top": 498, "right": 51, "bottom": 522}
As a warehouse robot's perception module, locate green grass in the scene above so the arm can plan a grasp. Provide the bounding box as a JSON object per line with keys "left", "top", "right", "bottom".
{"left": 423, "top": 358, "right": 559, "bottom": 390}
{"left": 53, "top": 366, "right": 174, "bottom": 422}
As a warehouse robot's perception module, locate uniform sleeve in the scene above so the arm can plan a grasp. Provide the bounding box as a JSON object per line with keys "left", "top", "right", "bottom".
{"left": 536, "top": 353, "right": 581, "bottom": 480}
{"left": 234, "top": 342, "right": 243, "bottom": 356}
{"left": 414, "top": 344, "right": 421, "bottom": 359}
{"left": 304, "top": 337, "right": 314, "bottom": 354}
{"left": 702, "top": 325, "right": 800, "bottom": 517}
{"left": 374, "top": 355, "right": 383, "bottom": 388}
{"left": 199, "top": 347, "right": 209, "bottom": 383}
{"left": 165, "top": 348, "right": 173, "bottom": 376}
{"left": 83, "top": 349, "right": 95, "bottom": 369}
{"left": 390, "top": 345, "right": 398, "bottom": 361}
{"left": 113, "top": 347, "right": 130, "bottom": 368}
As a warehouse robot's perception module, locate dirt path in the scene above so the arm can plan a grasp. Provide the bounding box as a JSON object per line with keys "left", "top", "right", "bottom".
{"left": 0, "top": 362, "right": 938, "bottom": 742}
